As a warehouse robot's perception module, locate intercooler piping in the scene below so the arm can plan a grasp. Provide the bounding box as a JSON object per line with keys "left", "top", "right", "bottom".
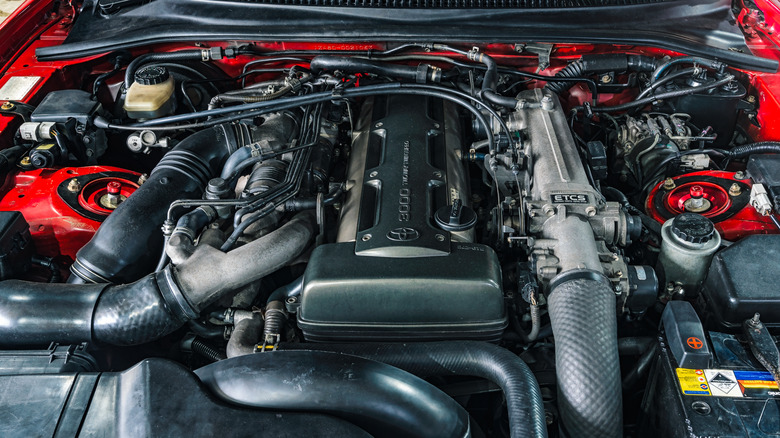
{"left": 195, "top": 350, "right": 471, "bottom": 438}
{"left": 0, "top": 213, "right": 316, "bottom": 346}
{"left": 278, "top": 341, "right": 548, "bottom": 438}
{"left": 69, "top": 124, "right": 249, "bottom": 284}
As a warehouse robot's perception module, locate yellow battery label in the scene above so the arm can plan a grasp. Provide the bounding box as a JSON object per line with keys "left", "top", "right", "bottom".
{"left": 676, "top": 368, "right": 711, "bottom": 396}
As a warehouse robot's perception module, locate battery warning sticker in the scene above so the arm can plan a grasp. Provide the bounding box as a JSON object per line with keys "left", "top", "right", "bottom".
{"left": 677, "top": 368, "right": 780, "bottom": 398}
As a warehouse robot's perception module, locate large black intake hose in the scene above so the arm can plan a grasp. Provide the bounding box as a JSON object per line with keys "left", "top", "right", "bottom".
{"left": 195, "top": 350, "right": 471, "bottom": 438}
{"left": 0, "top": 213, "right": 316, "bottom": 347}
{"left": 279, "top": 341, "right": 547, "bottom": 438}
{"left": 69, "top": 124, "right": 250, "bottom": 284}
{"left": 545, "top": 54, "right": 658, "bottom": 95}
{"left": 547, "top": 275, "right": 622, "bottom": 437}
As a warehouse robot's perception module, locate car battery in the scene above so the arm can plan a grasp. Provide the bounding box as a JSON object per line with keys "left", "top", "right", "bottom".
{"left": 641, "top": 302, "right": 780, "bottom": 437}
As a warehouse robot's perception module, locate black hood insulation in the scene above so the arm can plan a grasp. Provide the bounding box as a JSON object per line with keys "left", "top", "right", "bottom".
{"left": 36, "top": 0, "right": 778, "bottom": 73}
{"left": 193, "top": 0, "right": 671, "bottom": 7}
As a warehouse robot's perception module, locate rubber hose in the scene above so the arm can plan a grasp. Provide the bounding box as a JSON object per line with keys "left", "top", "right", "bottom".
{"left": 728, "top": 141, "right": 780, "bottom": 158}
{"left": 31, "top": 255, "right": 61, "bottom": 283}
{"left": 546, "top": 54, "right": 658, "bottom": 95}
{"left": 651, "top": 56, "right": 723, "bottom": 82}
{"left": 279, "top": 341, "right": 547, "bottom": 438}
{"left": 187, "top": 319, "right": 224, "bottom": 339}
{"left": 636, "top": 67, "right": 698, "bottom": 99}
{"left": 195, "top": 351, "right": 471, "bottom": 438}
{"left": 219, "top": 111, "right": 298, "bottom": 180}
{"left": 262, "top": 300, "right": 287, "bottom": 348}
{"left": 0, "top": 214, "right": 316, "bottom": 346}
{"left": 209, "top": 85, "right": 292, "bottom": 109}
{"left": 70, "top": 124, "right": 246, "bottom": 284}
{"left": 226, "top": 312, "right": 263, "bottom": 358}
{"left": 591, "top": 74, "right": 735, "bottom": 113}
{"left": 548, "top": 277, "right": 622, "bottom": 438}
{"left": 622, "top": 342, "right": 656, "bottom": 391}
{"left": 124, "top": 50, "right": 204, "bottom": 89}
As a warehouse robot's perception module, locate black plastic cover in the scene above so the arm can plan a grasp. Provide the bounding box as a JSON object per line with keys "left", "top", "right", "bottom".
{"left": 700, "top": 234, "right": 780, "bottom": 331}
{"left": 298, "top": 242, "right": 507, "bottom": 341}
{"left": 0, "top": 211, "right": 33, "bottom": 280}
{"left": 30, "top": 90, "right": 100, "bottom": 125}
{"left": 662, "top": 300, "right": 711, "bottom": 369}
{"left": 0, "top": 343, "right": 97, "bottom": 375}
{"left": 0, "top": 358, "right": 370, "bottom": 438}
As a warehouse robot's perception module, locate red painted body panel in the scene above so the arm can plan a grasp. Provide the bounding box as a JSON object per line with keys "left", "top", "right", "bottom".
{"left": 0, "top": 166, "right": 139, "bottom": 261}
{"left": 645, "top": 170, "right": 779, "bottom": 241}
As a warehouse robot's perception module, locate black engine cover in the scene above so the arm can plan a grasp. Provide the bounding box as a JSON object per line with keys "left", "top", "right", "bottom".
{"left": 298, "top": 96, "right": 506, "bottom": 342}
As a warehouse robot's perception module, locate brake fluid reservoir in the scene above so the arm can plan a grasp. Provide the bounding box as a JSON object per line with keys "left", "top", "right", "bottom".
{"left": 657, "top": 213, "right": 721, "bottom": 297}
{"left": 124, "top": 66, "right": 175, "bottom": 120}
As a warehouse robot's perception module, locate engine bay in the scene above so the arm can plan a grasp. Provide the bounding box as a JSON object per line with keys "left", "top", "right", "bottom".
{"left": 1, "top": 2, "right": 780, "bottom": 436}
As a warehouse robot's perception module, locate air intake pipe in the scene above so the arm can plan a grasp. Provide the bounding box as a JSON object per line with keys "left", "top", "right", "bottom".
{"left": 278, "top": 341, "right": 547, "bottom": 438}
{"left": 69, "top": 123, "right": 251, "bottom": 284}
{"left": 0, "top": 213, "right": 315, "bottom": 346}
{"left": 195, "top": 350, "right": 471, "bottom": 438}
{"left": 547, "top": 273, "right": 622, "bottom": 437}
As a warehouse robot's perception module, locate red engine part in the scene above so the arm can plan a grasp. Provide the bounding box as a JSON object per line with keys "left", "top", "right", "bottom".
{"left": 646, "top": 170, "right": 779, "bottom": 241}
{"left": 0, "top": 166, "right": 140, "bottom": 262}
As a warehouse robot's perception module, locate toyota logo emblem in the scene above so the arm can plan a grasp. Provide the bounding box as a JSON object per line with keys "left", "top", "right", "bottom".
{"left": 387, "top": 227, "right": 420, "bottom": 242}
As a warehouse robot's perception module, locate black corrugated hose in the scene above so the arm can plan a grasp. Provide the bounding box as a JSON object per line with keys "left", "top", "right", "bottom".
{"left": 545, "top": 54, "right": 658, "bottom": 95}
{"left": 728, "top": 141, "right": 780, "bottom": 158}
{"left": 279, "top": 341, "right": 548, "bottom": 438}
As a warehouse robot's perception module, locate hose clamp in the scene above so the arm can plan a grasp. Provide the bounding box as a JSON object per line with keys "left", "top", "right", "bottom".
{"left": 156, "top": 266, "right": 200, "bottom": 321}
{"left": 548, "top": 269, "right": 611, "bottom": 293}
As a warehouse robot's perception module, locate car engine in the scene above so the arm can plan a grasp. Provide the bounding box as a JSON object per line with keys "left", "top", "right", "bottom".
{"left": 1, "top": 5, "right": 780, "bottom": 436}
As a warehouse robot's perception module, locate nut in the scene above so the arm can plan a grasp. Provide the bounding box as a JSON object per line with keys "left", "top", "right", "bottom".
{"left": 729, "top": 183, "right": 742, "bottom": 197}
{"left": 67, "top": 178, "right": 81, "bottom": 193}
{"left": 734, "top": 171, "right": 747, "bottom": 180}
{"left": 585, "top": 206, "right": 597, "bottom": 217}
{"left": 663, "top": 178, "right": 676, "bottom": 190}
{"left": 0, "top": 102, "right": 14, "bottom": 110}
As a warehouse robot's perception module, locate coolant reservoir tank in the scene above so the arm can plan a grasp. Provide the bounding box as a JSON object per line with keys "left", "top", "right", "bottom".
{"left": 657, "top": 213, "right": 721, "bottom": 297}
{"left": 124, "top": 66, "right": 175, "bottom": 119}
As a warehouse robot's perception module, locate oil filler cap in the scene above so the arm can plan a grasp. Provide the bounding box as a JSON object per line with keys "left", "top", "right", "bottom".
{"left": 662, "top": 300, "right": 712, "bottom": 369}
{"left": 670, "top": 213, "right": 715, "bottom": 244}
{"left": 134, "top": 66, "right": 170, "bottom": 85}
{"left": 435, "top": 199, "right": 477, "bottom": 232}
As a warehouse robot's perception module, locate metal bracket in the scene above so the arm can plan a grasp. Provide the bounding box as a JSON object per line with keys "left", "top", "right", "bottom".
{"left": 516, "top": 43, "right": 554, "bottom": 71}
{"left": 743, "top": 313, "right": 780, "bottom": 384}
